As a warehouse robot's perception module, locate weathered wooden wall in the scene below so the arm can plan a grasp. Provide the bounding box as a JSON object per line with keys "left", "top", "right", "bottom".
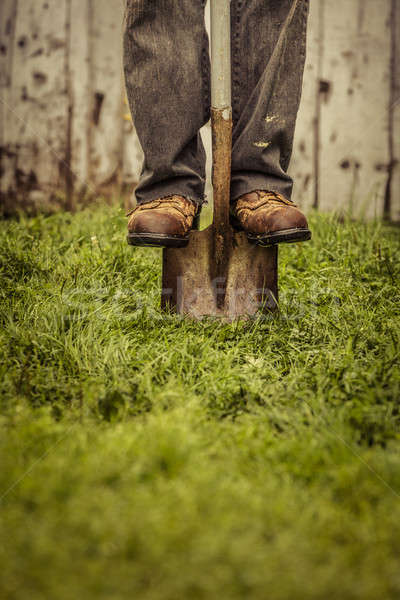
{"left": 289, "top": 0, "right": 400, "bottom": 220}
{"left": 0, "top": 0, "right": 142, "bottom": 213}
{"left": 0, "top": 0, "right": 399, "bottom": 220}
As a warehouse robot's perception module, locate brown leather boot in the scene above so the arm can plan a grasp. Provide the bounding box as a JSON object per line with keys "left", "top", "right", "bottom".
{"left": 127, "top": 195, "right": 198, "bottom": 248}
{"left": 233, "top": 190, "right": 311, "bottom": 246}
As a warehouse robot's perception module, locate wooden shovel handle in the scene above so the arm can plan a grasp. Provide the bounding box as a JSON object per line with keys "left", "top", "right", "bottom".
{"left": 211, "top": 107, "right": 232, "bottom": 235}
{"left": 211, "top": 107, "right": 232, "bottom": 303}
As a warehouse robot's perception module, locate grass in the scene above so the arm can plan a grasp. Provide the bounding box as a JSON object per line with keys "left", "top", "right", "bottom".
{"left": 0, "top": 203, "right": 399, "bottom": 599}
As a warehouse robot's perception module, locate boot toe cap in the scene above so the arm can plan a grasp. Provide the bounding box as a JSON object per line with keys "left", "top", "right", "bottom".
{"left": 129, "top": 212, "right": 185, "bottom": 236}
{"left": 269, "top": 207, "right": 309, "bottom": 232}
{"left": 248, "top": 206, "right": 308, "bottom": 234}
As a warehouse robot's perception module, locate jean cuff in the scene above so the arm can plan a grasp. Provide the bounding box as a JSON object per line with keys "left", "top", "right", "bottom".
{"left": 230, "top": 172, "right": 294, "bottom": 204}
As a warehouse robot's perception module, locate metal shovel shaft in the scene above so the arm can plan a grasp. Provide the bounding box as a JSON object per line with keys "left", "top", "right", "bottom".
{"left": 210, "top": 0, "right": 231, "bottom": 110}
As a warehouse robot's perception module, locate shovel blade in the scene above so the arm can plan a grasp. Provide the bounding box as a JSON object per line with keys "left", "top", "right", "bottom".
{"left": 162, "top": 226, "right": 278, "bottom": 320}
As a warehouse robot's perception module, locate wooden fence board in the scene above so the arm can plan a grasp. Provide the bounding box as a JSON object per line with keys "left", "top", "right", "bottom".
{"left": 7, "top": 0, "right": 69, "bottom": 208}
{"left": 318, "top": 0, "right": 392, "bottom": 219}
{"left": 88, "top": 0, "right": 124, "bottom": 190}
{"left": 289, "top": 0, "right": 321, "bottom": 210}
{"left": 122, "top": 103, "right": 144, "bottom": 200}
{"left": 68, "top": 0, "right": 91, "bottom": 197}
{"left": 390, "top": 0, "right": 400, "bottom": 221}
{"left": 0, "top": 0, "right": 18, "bottom": 205}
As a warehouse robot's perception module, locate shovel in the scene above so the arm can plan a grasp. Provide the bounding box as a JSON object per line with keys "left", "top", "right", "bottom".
{"left": 162, "top": 0, "right": 278, "bottom": 319}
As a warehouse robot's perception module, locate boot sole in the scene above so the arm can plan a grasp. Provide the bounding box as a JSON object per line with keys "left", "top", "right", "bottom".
{"left": 247, "top": 228, "right": 312, "bottom": 246}
{"left": 127, "top": 232, "right": 189, "bottom": 248}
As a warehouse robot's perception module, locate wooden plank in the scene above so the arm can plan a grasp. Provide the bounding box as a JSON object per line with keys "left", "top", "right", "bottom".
{"left": 319, "top": 0, "right": 392, "bottom": 219}
{"left": 288, "top": 0, "right": 321, "bottom": 211}
{"left": 89, "top": 0, "right": 124, "bottom": 191}
{"left": 122, "top": 94, "right": 144, "bottom": 207}
{"left": 68, "top": 0, "right": 91, "bottom": 198}
{"left": 0, "top": 0, "right": 18, "bottom": 210}
{"left": 5, "top": 0, "right": 69, "bottom": 210}
{"left": 200, "top": 121, "right": 213, "bottom": 212}
{"left": 389, "top": 0, "right": 400, "bottom": 222}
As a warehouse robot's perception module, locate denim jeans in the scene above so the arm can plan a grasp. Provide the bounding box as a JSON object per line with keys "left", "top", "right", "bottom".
{"left": 124, "top": 0, "right": 309, "bottom": 207}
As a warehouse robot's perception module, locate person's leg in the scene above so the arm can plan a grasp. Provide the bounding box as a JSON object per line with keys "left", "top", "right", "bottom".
{"left": 123, "top": 0, "right": 210, "bottom": 208}
{"left": 230, "top": 0, "right": 309, "bottom": 202}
